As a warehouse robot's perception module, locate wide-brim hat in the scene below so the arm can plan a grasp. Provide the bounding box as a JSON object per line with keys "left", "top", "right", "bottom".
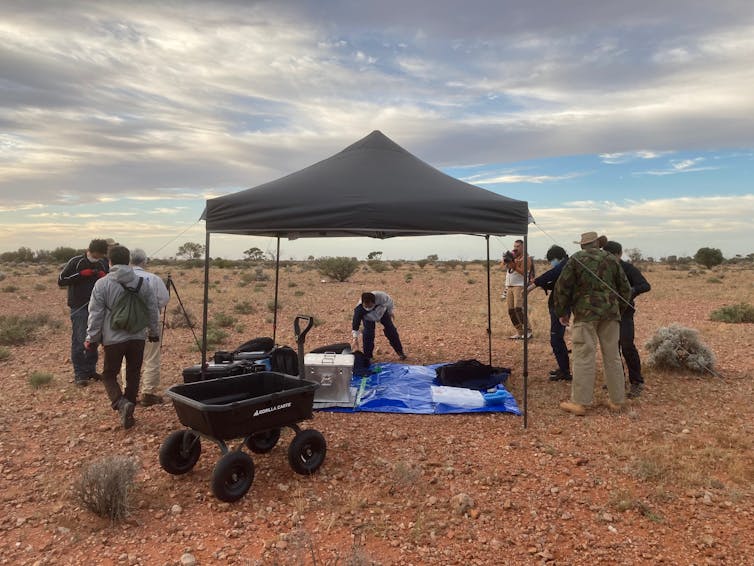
{"left": 105, "top": 238, "right": 119, "bottom": 247}
{"left": 574, "top": 231, "right": 599, "bottom": 245}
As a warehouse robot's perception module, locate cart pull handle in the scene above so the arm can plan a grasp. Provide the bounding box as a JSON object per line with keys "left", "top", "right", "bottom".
{"left": 294, "top": 315, "right": 314, "bottom": 344}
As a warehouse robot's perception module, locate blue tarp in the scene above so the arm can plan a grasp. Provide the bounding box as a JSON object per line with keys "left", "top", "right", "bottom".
{"left": 321, "top": 363, "right": 521, "bottom": 416}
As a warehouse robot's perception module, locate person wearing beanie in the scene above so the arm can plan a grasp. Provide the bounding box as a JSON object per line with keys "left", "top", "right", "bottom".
{"left": 603, "top": 241, "right": 651, "bottom": 398}
{"left": 529, "top": 245, "right": 571, "bottom": 381}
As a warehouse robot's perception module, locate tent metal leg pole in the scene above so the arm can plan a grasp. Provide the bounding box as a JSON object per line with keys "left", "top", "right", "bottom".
{"left": 272, "top": 236, "right": 281, "bottom": 344}
{"left": 200, "top": 230, "right": 211, "bottom": 379}
{"left": 523, "top": 234, "right": 529, "bottom": 429}
{"left": 485, "top": 235, "right": 492, "bottom": 366}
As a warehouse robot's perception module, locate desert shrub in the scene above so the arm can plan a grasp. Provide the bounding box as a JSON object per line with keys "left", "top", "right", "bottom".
{"left": 294, "top": 290, "right": 305, "bottom": 297}
{"left": 0, "top": 347, "right": 10, "bottom": 361}
{"left": 168, "top": 305, "right": 195, "bottom": 328}
{"left": 288, "top": 281, "right": 298, "bottom": 288}
{"left": 415, "top": 259, "right": 429, "bottom": 269}
{"left": 74, "top": 455, "right": 138, "bottom": 522}
{"left": 253, "top": 283, "right": 266, "bottom": 292}
{"left": 2, "top": 285, "right": 19, "bottom": 293}
{"left": 694, "top": 247, "right": 724, "bottom": 269}
{"left": 233, "top": 301, "right": 256, "bottom": 315}
{"left": 444, "top": 259, "right": 461, "bottom": 270}
{"left": 315, "top": 256, "right": 359, "bottom": 282}
{"left": 467, "top": 278, "right": 477, "bottom": 285}
{"left": 204, "top": 325, "right": 228, "bottom": 349}
{"left": 33, "top": 283, "right": 46, "bottom": 291}
{"left": 367, "top": 259, "right": 388, "bottom": 273}
{"left": 213, "top": 312, "right": 237, "bottom": 328}
{"left": 710, "top": 303, "right": 754, "bottom": 324}
{"left": 706, "top": 277, "right": 723, "bottom": 284}
{"left": 29, "top": 371, "right": 53, "bottom": 389}
{"left": 0, "top": 314, "right": 52, "bottom": 345}
{"left": 644, "top": 324, "right": 715, "bottom": 374}
{"left": 267, "top": 300, "right": 281, "bottom": 313}
{"left": 0, "top": 272, "right": 5, "bottom": 281}
{"left": 404, "top": 273, "right": 413, "bottom": 283}
{"left": 390, "top": 260, "right": 403, "bottom": 270}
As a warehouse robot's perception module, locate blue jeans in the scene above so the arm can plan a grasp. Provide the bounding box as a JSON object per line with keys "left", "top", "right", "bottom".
{"left": 362, "top": 312, "right": 404, "bottom": 359}
{"left": 70, "top": 305, "right": 97, "bottom": 381}
{"left": 549, "top": 306, "right": 570, "bottom": 374}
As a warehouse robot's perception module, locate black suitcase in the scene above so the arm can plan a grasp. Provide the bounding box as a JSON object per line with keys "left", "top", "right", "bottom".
{"left": 182, "top": 359, "right": 269, "bottom": 384}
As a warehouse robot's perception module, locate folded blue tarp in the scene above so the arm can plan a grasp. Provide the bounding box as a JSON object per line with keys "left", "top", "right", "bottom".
{"left": 321, "top": 363, "right": 520, "bottom": 416}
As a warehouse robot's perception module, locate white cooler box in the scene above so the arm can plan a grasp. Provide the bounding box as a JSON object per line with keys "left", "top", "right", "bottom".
{"left": 304, "top": 352, "right": 354, "bottom": 404}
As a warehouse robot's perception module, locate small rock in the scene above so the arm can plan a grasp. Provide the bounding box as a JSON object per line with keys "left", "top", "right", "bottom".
{"left": 180, "top": 553, "right": 197, "bottom": 566}
{"left": 171, "top": 504, "right": 183, "bottom": 515}
{"left": 276, "top": 540, "right": 288, "bottom": 550}
{"left": 449, "top": 493, "right": 474, "bottom": 516}
{"left": 427, "top": 496, "right": 438, "bottom": 506}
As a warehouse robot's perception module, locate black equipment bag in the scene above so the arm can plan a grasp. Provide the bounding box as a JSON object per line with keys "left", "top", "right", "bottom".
{"left": 182, "top": 360, "right": 266, "bottom": 384}
{"left": 270, "top": 346, "right": 299, "bottom": 376}
{"left": 235, "top": 336, "right": 274, "bottom": 354}
{"left": 309, "top": 342, "right": 352, "bottom": 354}
{"left": 435, "top": 359, "right": 508, "bottom": 390}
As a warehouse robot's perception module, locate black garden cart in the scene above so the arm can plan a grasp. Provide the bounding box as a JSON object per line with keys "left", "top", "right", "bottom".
{"left": 159, "top": 371, "right": 326, "bottom": 502}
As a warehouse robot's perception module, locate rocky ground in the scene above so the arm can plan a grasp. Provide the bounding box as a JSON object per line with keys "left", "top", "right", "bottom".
{"left": 0, "top": 260, "right": 752, "bottom": 565}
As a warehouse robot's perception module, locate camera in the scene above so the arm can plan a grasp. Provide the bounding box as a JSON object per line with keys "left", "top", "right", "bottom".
{"left": 502, "top": 251, "right": 515, "bottom": 264}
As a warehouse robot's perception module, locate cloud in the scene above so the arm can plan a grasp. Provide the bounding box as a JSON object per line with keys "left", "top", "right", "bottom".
{"left": 599, "top": 150, "right": 670, "bottom": 164}
{"left": 635, "top": 156, "right": 721, "bottom": 176}
{"left": 463, "top": 171, "right": 585, "bottom": 184}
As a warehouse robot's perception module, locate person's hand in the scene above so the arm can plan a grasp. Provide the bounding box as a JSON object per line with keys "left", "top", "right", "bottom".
{"left": 84, "top": 340, "right": 98, "bottom": 351}
{"left": 559, "top": 315, "right": 570, "bottom": 327}
{"left": 79, "top": 268, "right": 95, "bottom": 277}
{"left": 527, "top": 283, "right": 536, "bottom": 293}
{"left": 148, "top": 335, "right": 160, "bottom": 343}
{"left": 97, "top": 270, "right": 107, "bottom": 278}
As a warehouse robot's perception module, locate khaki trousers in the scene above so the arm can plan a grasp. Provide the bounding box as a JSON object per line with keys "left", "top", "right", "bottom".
{"left": 571, "top": 319, "right": 625, "bottom": 405}
{"left": 505, "top": 286, "right": 530, "bottom": 335}
{"left": 120, "top": 339, "right": 161, "bottom": 395}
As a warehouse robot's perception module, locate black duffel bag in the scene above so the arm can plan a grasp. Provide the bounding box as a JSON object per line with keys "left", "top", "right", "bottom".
{"left": 435, "top": 359, "right": 508, "bottom": 390}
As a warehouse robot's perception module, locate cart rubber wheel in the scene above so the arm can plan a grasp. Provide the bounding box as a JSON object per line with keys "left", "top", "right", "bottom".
{"left": 211, "top": 451, "right": 255, "bottom": 502}
{"left": 244, "top": 428, "right": 281, "bottom": 454}
{"left": 287, "top": 429, "right": 327, "bottom": 475}
{"left": 159, "top": 430, "right": 202, "bottom": 475}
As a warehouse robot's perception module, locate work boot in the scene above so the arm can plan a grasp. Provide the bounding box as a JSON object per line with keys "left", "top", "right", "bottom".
{"left": 398, "top": 352, "right": 407, "bottom": 361}
{"left": 549, "top": 369, "right": 572, "bottom": 382}
{"left": 559, "top": 401, "right": 586, "bottom": 416}
{"left": 606, "top": 400, "right": 625, "bottom": 413}
{"left": 627, "top": 383, "right": 643, "bottom": 399}
{"left": 140, "top": 393, "right": 164, "bottom": 407}
{"left": 118, "top": 398, "right": 136, "bottom": 429}
{"left": 75, "top": 379, "right": 89, "bottom": 388}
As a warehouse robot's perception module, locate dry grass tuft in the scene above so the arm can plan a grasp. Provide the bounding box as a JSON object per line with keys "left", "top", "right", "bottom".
{"left": 74, "top": 455, "right": 138, "bottom": 522}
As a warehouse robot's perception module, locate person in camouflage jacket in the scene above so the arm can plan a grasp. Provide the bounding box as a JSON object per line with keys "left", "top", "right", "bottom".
{"left": 553, "top": 232, "right": 631, "bottom": 415}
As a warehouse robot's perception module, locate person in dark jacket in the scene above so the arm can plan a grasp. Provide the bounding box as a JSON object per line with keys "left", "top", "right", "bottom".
{"left": 529, "top": 245, "right": 571, "bottom": 381}
{"left": 57, "top": 239, "right": 109, "bottom": 386}
{"left": 603, "top": 241, "right": 651, "bottom": 398}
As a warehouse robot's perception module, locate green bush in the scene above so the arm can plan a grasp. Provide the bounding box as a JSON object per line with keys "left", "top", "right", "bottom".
{"left": 0, "top": 314, "right": 52, "bottom": 345}
{"left": 367, "top": 259, "right": 388, "bottom": 273}
{"left": 645, "top": 324, "right": 715, "bottom": 374}
{"left": 213, "top": 312, "right": 237, "bottom": 328}
{"left": 233, "top": 301, "right": 256, "bottom": 315}
{"left": 74, "top": 455, "right": 138, "bottom": 522}
{"left": 0, "top": 347, "right": 10, "bottom": 361}
{"left": 404, "top": 273, "right": 413, "bottom": 283}
{"left": 710, "top": 303, "right": 754, "bottom": 323}
{"left": 33, "top": 283, "right": 46, "bottom": 291}
{"left": 204, "top": 325, "right": 228, "bottom": 349}
{"left": 29, "top": 371, "right": 53, "bottom": 389}
{"left": 694, "top": 247, "right": 724, "bottom": 269}
{"left": 315, "top": 256, "right": 360, "bottom": 282}
{"left": 287, "top": 281, "right": 298, "bottom": 288}
{"left": 267, "top": 300, "right": 281, "bottom": 313}
{"left": 294, "top": 290, "right": 305, "bottom": 297}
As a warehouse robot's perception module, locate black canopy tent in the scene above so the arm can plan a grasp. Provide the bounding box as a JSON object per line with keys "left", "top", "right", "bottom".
{"left": 201, "top": 131, "right": 534, "bottom": 424}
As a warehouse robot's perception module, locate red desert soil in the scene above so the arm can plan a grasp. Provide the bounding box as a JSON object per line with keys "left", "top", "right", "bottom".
{"left": 0, "top": 260, "right": 752, "bottom": 565}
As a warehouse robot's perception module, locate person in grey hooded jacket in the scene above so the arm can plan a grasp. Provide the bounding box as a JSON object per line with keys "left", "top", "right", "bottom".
{"left": 85, "top": 245, "right": 160, "bottom": 429}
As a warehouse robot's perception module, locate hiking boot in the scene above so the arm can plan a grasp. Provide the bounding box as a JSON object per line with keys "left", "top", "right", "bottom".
{"left": 607, "top": 400, "right": 625, "bottom": 412}
{"left": 549, "top": 369, "right": 572, "bottom": 382}
{"left": 549, "top": 368, "right": 560, "bottom": 376}
{"left": 74, "top": 379, "right": 89, "bottom": 388}
{"left": 140, "top": 393, "right": 164, "bottom": 407}
{"left": 88, "top": 372, "right": 103, "bottom": 382}
{"left": 627, "top": 383, "right": 643, "bottom": 399}
{"left": 559, "top": 401, "right": 586, "bottom": 416}
{"left": 118, "top": 399, "right": 136, "bottom": 429}
{"left": 398, "top": 353, "right": 407, "bottom": 361}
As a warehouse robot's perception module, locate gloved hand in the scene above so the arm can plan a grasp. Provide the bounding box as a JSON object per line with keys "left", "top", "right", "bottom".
{"left": 351, "top": 330, "right": 359, "bottom": 339}
{"left": 148, "top": 335, "right": 160, "bottom": 343}
{"left": 84, "top": 340, "right": 98, "bottom": 351}
{"left": 97, "top": 270, "right": 107, "bottom": 278}
{"left": 80, "top": 268, "right": 95, "bottom": 277}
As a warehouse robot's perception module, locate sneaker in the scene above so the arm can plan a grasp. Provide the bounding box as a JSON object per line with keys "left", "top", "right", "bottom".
{"left": 559, "top": 401, "right": 586, "bottom": 416}
{"left": 627, "top": 383, "right": 643, "bottom": 399}
{"left": 508, "top": 333, "right": 523, "bottom": 340}
{"left": 524, "top": 331, "right": 533, "bottom": 340}
{"left": 549, "top": 369, "right": 572, "bottom": 382}
{"left": 140, "top": 393, "right": 164, "bottom": 407}
{"left": 398, "top": 353, "right": 408, "bottom": 361}
{"left": 118, "top": 399, "right": 136, "bottom": 429}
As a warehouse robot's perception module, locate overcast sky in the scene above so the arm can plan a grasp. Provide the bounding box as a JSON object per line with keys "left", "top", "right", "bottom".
{"left": 1, "top": 1, "right": 753, "bottom": 260}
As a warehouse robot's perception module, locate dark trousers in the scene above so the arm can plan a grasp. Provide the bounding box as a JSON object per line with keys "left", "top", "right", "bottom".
{"left": 102, "top": 340, "right": 145, "bottom": 408}
{"left": 362, "top": 312, "right": 404, "bottom": 359}
{"left": 619, "top": 314, "right": 643, "bottom": 384}
{"left": 549, "top": 307, "right": 570, "bottom": 374}
{"left": 70, "top": 305, "right": 97, "bottom": 381}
